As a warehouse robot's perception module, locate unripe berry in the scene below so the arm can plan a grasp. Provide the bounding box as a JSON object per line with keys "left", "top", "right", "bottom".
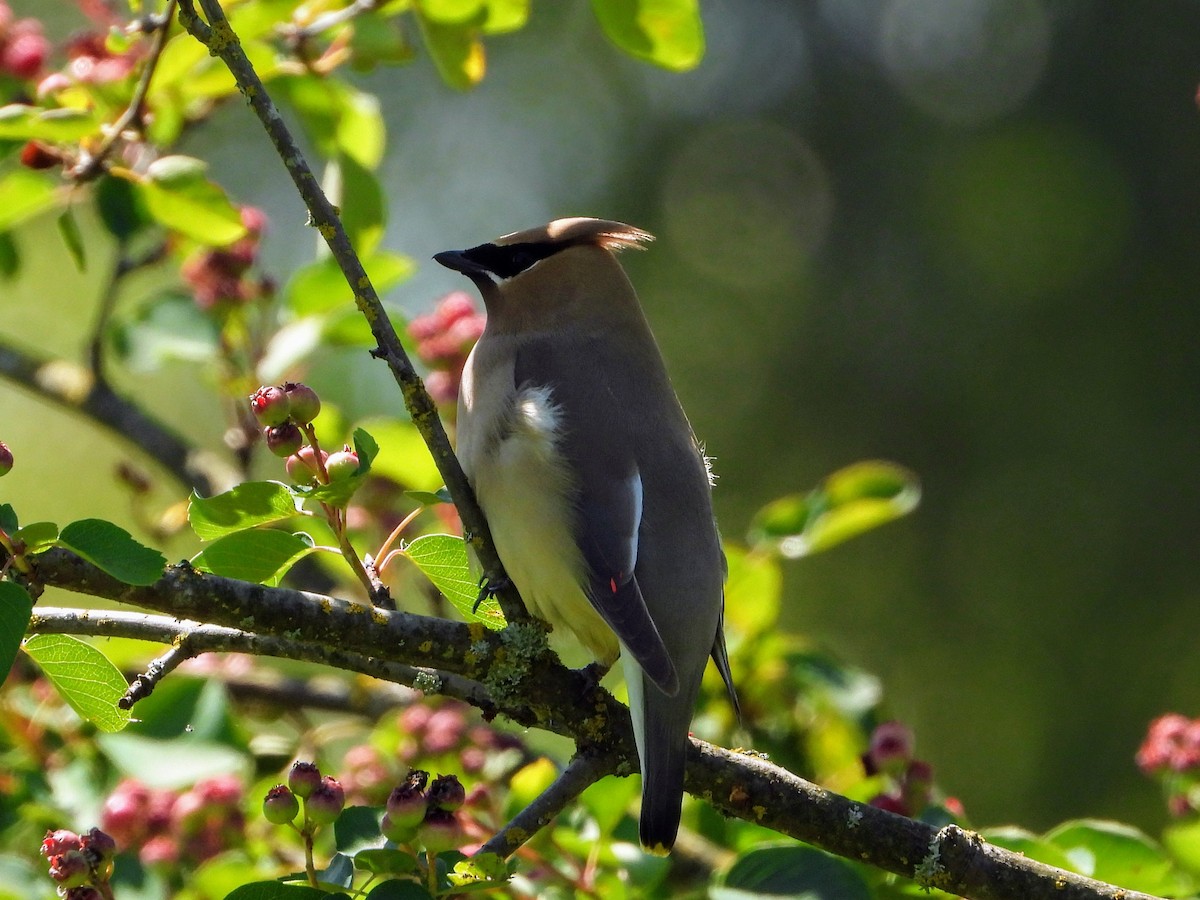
{"left": 283, "top": 382, "right": 320, "bottom": 425}
{"left": 249, "top": 385, "right": 291, "bottom": 427}
{"left": 263, "top": 785, "right": 300, "bottom": 825}
{"left": 417, "top": 808, "right": 465, "bottom": 854}
{"left": 380, "top": 812, "right": 417, "bottom": 844}
{"left": 47, "top": 848, "right": 90, "bottom": 887}
{"left": 427, "top": 774, "right": 465, "bottom": 812}
{"left": 285, "top": 447, "right": 328, "bottom": 486}
{"left": 288, "top": 761, "right": 322, "bottom": 799}
{"left": 305, "top": 776, "right": 345, "bottom": 826}
{"left": 0, "top": 440, "right": 12, "bottom": 476}
{"left": 265, "top": 422, "right": 303, "bottom": 458}
{"left": 385, "top": 782, "right": 428, "bottom": 829}
{"left": 324, "top": 446, "right": 360, "bottom": 482}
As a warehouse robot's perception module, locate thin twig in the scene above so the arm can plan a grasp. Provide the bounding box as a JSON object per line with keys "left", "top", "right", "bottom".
{"left": 175, "top": 0, "right": 528, "bottom": 626}
{"left": 120, "top": 640, "right": 195, "bottom": 708}
{"left": 478, "top": 754, "right": 616, "bottom": 858}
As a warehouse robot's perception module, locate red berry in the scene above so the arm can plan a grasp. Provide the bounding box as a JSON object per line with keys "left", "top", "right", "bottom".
{"left": 40, "top": 829, "right": 81, "bottom": 859}
{"left": 263, "top": 785, "right": 299, "bottom": 825}
{"left": 19, "top": 141, "right": 59, "bottom": 170}
{"left": 1, "top": 21, "right": 48, "bottom": 79}
{"left": 435, "top": 291, "right": 478, "bottom": 326}
{"left": 286, "top": 446, "right": 328, "bottom": 485}
{"left": 0, "top": 440, "right": 12, "bottom": 476}
{"left": 288, "top": 761, "right": 322, "bottom": 799}
{"left": 249, "top": 385, "right": 291, "bottom": 427}
{"left": 265, "top": 422, "right": 303, "bottom": 457}
{"left": 863, "top": 720, "right": 914, "bottom": 777}
{"left": 282, "top": 382, "right": 320, "bottom": 425}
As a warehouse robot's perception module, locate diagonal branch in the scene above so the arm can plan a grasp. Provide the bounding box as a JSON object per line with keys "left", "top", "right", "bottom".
{"left": 175, "top": 0, "right": 527, "bottom": 626}
{"left": 0, "top": 338, "right": 236, "bottom": 496}
{"left": 22, "top": 549, "right": 1164, "bottom": 900}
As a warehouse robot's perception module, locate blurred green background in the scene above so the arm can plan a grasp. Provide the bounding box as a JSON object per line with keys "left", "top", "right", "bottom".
{"left": 5, "top": 0, "right": 1200, "bottom": 836}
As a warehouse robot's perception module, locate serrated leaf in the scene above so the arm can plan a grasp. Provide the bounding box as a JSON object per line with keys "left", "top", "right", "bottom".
{"left": 748, "top": 461, "right": 920, "bottom": 559}
{"left": 402, "top": 534, "right": 503, "bottom": 628}
{"left": 716, "top": 843, "right": 870, "bottom": 900}
{"left": 138, "top": 155, "right": 247, "bottom": 246}
{"left": 14, "top": 521, "right": 58, "bottom": 552}
{"left": 285, "top": 251, "right": 414, "bottom": 316}
{"left": 352, "top": 427, "right": 379, "bottom": 474}
{"left": 416, "top": 13, "right": 486, "bottom": 90}
{"left": 0, "top": 169, "right": 58, "bottom": 230}
{"left": 23, "top": 634, "right": 131, "bottom": 732}
{"left": 193, "top": 530, "right": 317, "bottom": 586}
{"left": 58, "top": 519, "right": 165, "bottom": 586}
{"left": 188, "top": 482, "right": 303, "bottom": 541}
{"left": 0, "top": 104, "right": 101, "bottom": 141}
{"left": 590, "top": 0, "right": 704, "bottom": 71}
{"left": 0, "top": 582, "right": 33, "bottom": 682}
{"left": 1045, "top": 819, "right": 1192, "bottom": 895}
{"left": 56, "top": 207, "right": 86, "bottom": 271}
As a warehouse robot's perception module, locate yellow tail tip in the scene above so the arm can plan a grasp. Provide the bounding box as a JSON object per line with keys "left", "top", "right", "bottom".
{"left": 643, "top": 842, "right": 672, "bottom": 858}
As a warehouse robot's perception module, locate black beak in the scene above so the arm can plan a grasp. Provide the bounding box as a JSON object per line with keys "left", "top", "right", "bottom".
{"left": 433, "top": 249, "right": 488, "bottom": 277}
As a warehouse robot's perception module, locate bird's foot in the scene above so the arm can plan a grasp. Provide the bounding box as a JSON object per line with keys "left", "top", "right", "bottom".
{"left": 473, "top": 572, "right": 511, "bottom": 613}
{"left": 576, "top": 661, "right": 611, "bottom": 693}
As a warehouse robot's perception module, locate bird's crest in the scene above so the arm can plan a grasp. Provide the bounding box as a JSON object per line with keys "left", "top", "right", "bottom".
{"left": 495, "top": 217, "right": 654, "bottom": 253}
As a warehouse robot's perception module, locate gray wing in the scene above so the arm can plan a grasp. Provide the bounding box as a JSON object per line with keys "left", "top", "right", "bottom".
{"left": 515, "top": 339, "right": 679, "bottom": 695}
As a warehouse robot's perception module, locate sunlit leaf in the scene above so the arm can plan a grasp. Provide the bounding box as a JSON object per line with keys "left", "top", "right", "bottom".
{"left": 1045, "top": 819, "right": 1192, "bottom": 896}
{"left": 0, "top": 582, "right": 33, "bottom": 683}
{"left": 14, "top": 521, "right": 58, "bottom": 552}
{"left": 983, "top": 826, "right": 1075, "bottom": 872}
{"left": 57, "top": 519, "right": 166, "bottom": 586}
{"left": 416, "top": 14, "right": 486, "bottom": 90}
{"left": 0, "top": 169, "right": 58, "bottom": 230}
{"left": 111, "top": 292, "right": 221, "bottom": 372}
{"left": 747, "top": 461, "right": 920, "bottom": 559}
{"left": 98, "top": 731, "right": 250, "bottom": 788}
{"left": 23, "top": 634, "right": 132, "bottom": 733}
{"left": 355, "top": 418, "right": 443, "bottom": 492}
{"left": 0, "top": 104, "right": 100, "bottom": 141}
{"left": 331, "top": 152, "right": 385, "bottom": 257}
{"left": 193, "top": 529, "right": 318, "bottom": 586}
{"left": 715, "top": 843, "right": 870, "bottom": 900}
{"left": 137, "top": 156, "right": 247, "bottom": 246}
{"left": 483, "top": 0, "right": 529, "bottom": 33}
{"left": 402, "top": 533, "right": 503, "bottom": 628}
{"left": 337, "top": 88, "right": 386, "bottom": 169}
{"left": 188, "top": 482, "right": 304, "bottom": 541}
{"left": 722, "top": 544, "right": 781, "bottom": 637}
{"left": 285, "top": 251, "right": 415, "bottom": 315}
{"left": 590, "top": 0, "right": 704, "bottom": 71}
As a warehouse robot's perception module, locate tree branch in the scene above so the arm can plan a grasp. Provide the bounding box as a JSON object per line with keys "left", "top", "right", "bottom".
{"left": 175, "top": 0, "right": 527, "bottom": 626}
{"left": 0, "top": 337, "right": 236, "bottom": 496}
{"left": 22, "top": 549, "right": 1164, "bottom": 900}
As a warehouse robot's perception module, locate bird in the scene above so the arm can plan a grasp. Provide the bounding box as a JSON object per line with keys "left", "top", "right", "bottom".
{"left": 434, "top": 217, "right": 737, "bottom": 855}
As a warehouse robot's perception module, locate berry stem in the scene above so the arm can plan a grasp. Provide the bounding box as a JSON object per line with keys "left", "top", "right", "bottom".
{"left": 303, "top": 824, "right": 318, "bottom": 888}
{"left": 0, "top": 527, "right": 32, "bottom": 576}
{"left": 426, "top": 850, "right": 439, "bottom": 895}
{"left": 300, "top": 424, "right": 330, "bottom": 483}
{"left": 374, "top": 507, "right": 423, "bottom": 574}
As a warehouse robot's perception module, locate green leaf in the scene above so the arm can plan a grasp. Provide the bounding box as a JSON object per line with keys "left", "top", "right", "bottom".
{"left": 98, "top": 732, "right": 249, "bottom": 788}
{"left": 337, "top": 87, "right": 386, "bottom": 169}
{"left": 124, "top": 675, "right": 238, "bottom": 743}
{"left": 0, "top": 230, "right": 19, "bottom": 280}
{"left": 57, "top": 518, "right": 166, "bottom": 586}
{"left": 188, "top": 482, "right": 303, "bottom": 541}
{"left": 0, "top": 104, "right": 100, "bottom": 140}
{"left": 276, "top": 76, "right": 385, "bottom": 168}
{"left": 0, "top": 503, "right": 17, "bottom": 532}
{"left": 364, "top": 881, "right": 433, "bottom": 900}
{"left": 0, "top": 169, "right": 58, "bottom": 230}
{"left": 349, "top": 14, "right": 415, "bottom": 69}
{"left": 56, "top": 207, "right": 86, "bottom": 271}
{"left": 358, "top": 418, "right": 444, "bottom": 492}
{"left": 715, "top": 843, "right": 870, "bottom": 900}
{"left": 0, "top": 582, "right": 33, "bottom": 683}
{"left": 111, "top": 292, "right": 221, "bottom": 372}
{"left": 14, "top": 521, "right": 58, "bottom": 552}
{"left": 590, "top": 0, "right": 704, "bottom": 71}
{"left": 449, "top": 853, "right": 512, "bottom": 887}
{"left": 331, "top": 152, "right": 385, "bottom": 257}
{"left": 416, "top": 13, "right": 486, "bottom": 90}
{"left": 335, "top": 806, "right": 385, "bottom": 854}
{"left": 138, "top": 155, "right": 247, "bottom": 246}
{"left": 225, "top": 882, "right": 330, "bottom": 900}
{"left": 747, "top": 461, "right": 920, "bottom": 559}
{"left": 193, "top": 530, "right": 317, "bottom": 586}
{"left": 1044, "top": 819, "right": 1192, "bottom": 895}
{"left": 723, "top": 545, "right": 782, "bottom": 637}
{"left": 406, "top": 488, "right": 453, "bottom": 506}
{"left": 95, "top": 174, "right": 151, "bottom": 241}
{"left": 352, "top": 427, "right": 380, "bottom": 473}
{"left": 23, "top": 634, "right": 132, "bottom": 733}
{"left": 982, "top": 826, "right": 1075, "bottom": 872}
{"left": 353, "top": 849, "right": 420, "bottom": 876}
{"left": 402, "top": 534, "right": 504, "bottom": 628}
{"left": 285, "top": 251, "right": 414, "bottom": 315}
{"left": 483, "top": 0, "right": 530, "bottom": 33}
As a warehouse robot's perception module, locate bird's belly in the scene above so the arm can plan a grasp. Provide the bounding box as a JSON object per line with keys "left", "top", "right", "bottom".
{"left": 473, "top": 432, "right": 619, "bottom": 667}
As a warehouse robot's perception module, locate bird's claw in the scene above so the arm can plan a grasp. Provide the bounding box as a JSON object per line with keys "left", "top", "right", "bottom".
{"left": 473, "top": 572, "right": 511, "bottom": 613}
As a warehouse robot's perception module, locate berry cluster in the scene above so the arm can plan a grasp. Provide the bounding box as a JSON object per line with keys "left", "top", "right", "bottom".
{"left": 100, "top": 774, "right": 245, "bottom": 866}
{"left": 182, "top": 207, "right": 272, "bottom": 311}
{"left": 263, "top": 761, "right": 347, "bottom": 829}
{"left": 380, "top": 770, "right": 467, "bottom": 852}
{"left": 407, "top": 292, "right": 486, "bottom": 406}
{"left": 39, "top": 827, "right": 116, "bottom": 899}
{"left": 248, "top": 381, "right": 362, "bottom": 488}
{"left": 1137, "top": 713, "right": 1200, "bottom": 816}
{"left": 397, "top": 699, "right": 524, "bottom": 776}
{"left": 0, "top": 2, "right": 48, "bottom": 82}
{"left": 862, "top": 721, "right": 962, "bottom": 820}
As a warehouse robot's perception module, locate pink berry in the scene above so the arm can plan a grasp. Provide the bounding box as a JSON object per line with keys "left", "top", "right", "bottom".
{"left": 324, "top": 447, "right": 360, "bottom": 482}
{"left": 265, "top": 422, "right": 303, "bottom": 457}
{"left": 249, "top": 385, "right": 291, "bottom": 427}
{"left": 47, "top": 849, "right": 90, "bottom": 887}
{"left": 240, "top": 206, "right": 268, "bottom": 236}
{"left": 863, "top": 720, "right": 914, "bottom": 777}
{"left": 139, "top": 835, "right": 178, "bottom": 866}
{"left": 282, "top": 382, "right": 320, "bottom": 425}
{"left": 263, "top": 785, "right": 299, "bottom": 825}
{"left": 0, "top": 440, "right": 12, "bottom": 476}
{"left": 427, "top": 774, "right": 466, "bottom": 812}
{"left": 435, "top": 291, "right": 478, "bottom": 327}
{"left": 40, "top": 829, "right": 81, "bottom": 859}
{"left": 417, "top": 808, "right": 465, "bottom": 854}
{"left": 286, "top": 446, "right": 328, "bottom": 485}
{"left": 386, "top": 782, "right": 428, "bottom": 829}
{"left": 305, "top": 776, "right": 345, "bottom": 826}
{"left": 1, "top": 21, "right": 48, "bottom": 79}
{"left": 288, "top": 761, "right": 322, "bottom": 799}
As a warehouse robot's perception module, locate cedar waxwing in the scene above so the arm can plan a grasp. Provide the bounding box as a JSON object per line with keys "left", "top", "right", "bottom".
{"left": 435, "top": 217, "right": 738, "bottom": 854}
